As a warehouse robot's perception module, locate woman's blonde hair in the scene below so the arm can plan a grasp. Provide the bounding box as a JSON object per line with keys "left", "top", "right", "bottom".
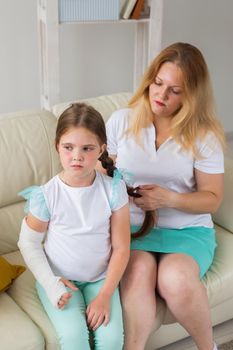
{"left": 127, "top": 42, "right": 225, "bottom": 156}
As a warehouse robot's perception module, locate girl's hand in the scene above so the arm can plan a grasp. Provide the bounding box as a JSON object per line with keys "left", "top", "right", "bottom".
{"left": 134, "top": 184, "right": 176, "bottom": 211}
{"left": 57, "top": 278, "right": 78, "bottom": 309}
{"left": 86, "top": 294, "right": 111, "bottom": 331}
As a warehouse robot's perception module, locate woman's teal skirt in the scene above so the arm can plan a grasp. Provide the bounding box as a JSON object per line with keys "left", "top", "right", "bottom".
{"left": 130, "top": 226, "right": 216, "bottom": 278}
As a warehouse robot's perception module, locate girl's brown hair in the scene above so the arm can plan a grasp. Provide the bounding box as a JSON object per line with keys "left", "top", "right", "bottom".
{"left": 56, "top": 103, "right": 153, "bottom": 239}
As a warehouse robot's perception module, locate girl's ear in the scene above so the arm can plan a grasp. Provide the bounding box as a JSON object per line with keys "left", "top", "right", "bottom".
{"left": 99, "top": 143, "right": 107, "bottom": 156}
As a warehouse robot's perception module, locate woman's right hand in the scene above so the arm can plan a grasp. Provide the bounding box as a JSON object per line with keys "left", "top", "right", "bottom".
{"left": 134, "top": 184, "right": 176, "bottom": 211}
{"left": 57, "top": 278, "right": 78, "bottom": 309}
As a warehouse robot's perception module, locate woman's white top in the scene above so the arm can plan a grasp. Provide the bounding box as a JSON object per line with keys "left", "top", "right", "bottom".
{"left": 106, "top": 108, "right": 224, "bottom": 229}
{"left": 24, "top": 171, "right": 128, "bottom": 282}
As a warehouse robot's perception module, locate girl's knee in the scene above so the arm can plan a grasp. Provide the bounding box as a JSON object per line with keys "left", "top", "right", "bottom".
{"left": 58, "top": 326, "right": 90, "bottom": 350}
{"left": 105, "top": 334, "right": 124, "bottom": 350}
{"left": 94, "top": 329, "right": 124, "bottom": 350}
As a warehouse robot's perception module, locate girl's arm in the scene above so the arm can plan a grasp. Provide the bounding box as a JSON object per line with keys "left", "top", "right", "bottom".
{"left": 18, "top": 214, "right": 77, "bottom": 308}
{"left": 135, "top": 170, "right": 224, "bottom": 214}
{"left": 99, "top": 203, "right": 130, "bottom": 295}
{"left": 86, "top": 203, "right": 130, "bottom": 330}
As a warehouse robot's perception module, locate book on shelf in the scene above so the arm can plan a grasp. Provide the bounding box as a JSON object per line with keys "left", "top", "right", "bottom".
{"left": 130, "top": 0, "right": 144, "bottom": 20}
{"left": 121, "top": 0, "right": 138, "bottom": 19}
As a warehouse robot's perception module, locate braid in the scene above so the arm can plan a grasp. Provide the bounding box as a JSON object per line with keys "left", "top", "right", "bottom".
{"left": 99, "top": 151, "right": 157, "bottom": 239}
{"left": 127, "top": 186, "right": 157, "bottom": 238}
{"left": 99, "top": 150, "right": 116, "bottom": 178}
{"left": 131, "top": 210, "right": 157, "bottom": 239}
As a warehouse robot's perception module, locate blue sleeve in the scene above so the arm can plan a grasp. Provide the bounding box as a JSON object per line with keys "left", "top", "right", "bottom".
{"left": 110, "top": 169, "right": 130, "bottom": 211}
{"left": 18, "top": 186, "right": 50, "bottom": 222}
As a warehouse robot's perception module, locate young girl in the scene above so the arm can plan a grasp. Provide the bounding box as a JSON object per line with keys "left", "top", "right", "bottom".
{"left": 18, "top": 103, "right": 130, "bottom": 350}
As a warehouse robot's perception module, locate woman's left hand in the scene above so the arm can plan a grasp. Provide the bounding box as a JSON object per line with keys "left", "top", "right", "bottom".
{"left": 134, "top": 184, "right": 176, "bottom": 211}
{"left": 86, "top": 294, "right": 111, "bottom": 331}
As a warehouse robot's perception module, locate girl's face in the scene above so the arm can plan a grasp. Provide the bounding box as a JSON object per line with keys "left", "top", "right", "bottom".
{"left": 149, "top": 62, "right": 183, "bottom": 119}
{"left": 57, "top": 127, "right": 105, "bottom": 185}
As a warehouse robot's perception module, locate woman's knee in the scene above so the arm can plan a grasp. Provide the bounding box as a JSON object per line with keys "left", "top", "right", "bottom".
{"left": 157, "top": 254, "right": 200, "bottom": 301}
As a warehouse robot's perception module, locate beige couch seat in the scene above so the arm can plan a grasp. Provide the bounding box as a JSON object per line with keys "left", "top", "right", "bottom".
{"left": 0, "top": 291, "right": 45, "bottom": 350}
{"left": 0, "top": 93, "right": 233, "bottom": 350}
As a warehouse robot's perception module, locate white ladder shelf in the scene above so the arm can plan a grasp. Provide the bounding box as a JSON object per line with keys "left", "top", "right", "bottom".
{"left": 37, "top": 0, "right": 163, "bottom": 109}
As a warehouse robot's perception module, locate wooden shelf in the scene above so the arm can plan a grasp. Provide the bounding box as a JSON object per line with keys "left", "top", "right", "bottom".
{"left": 59, "top": 18, "right": 150, "bottom": 25}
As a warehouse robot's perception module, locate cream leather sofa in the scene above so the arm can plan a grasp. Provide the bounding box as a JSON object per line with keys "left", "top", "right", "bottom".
{"left": 1, "top": 92, "right": 233, "bottom": 350}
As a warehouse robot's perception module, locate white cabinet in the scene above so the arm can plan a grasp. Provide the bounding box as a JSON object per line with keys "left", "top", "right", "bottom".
{"left": 37, "top": 0, "right": 163, "bottom": 109}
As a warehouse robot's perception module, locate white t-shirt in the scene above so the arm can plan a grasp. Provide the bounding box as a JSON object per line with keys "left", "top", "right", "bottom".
{"left": 30, "top": 171, "right": 128, "bottom": 282}
{"left": 106, "top": 108, "right": 224, "bottom": 229}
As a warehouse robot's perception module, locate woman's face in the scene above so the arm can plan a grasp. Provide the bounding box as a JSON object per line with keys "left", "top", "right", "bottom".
{"left": 149, "top": 62, "right": 183, "bottom": 119}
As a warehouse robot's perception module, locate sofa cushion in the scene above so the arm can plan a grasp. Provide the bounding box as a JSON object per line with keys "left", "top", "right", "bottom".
{"left": 4, "top": 251, "right": 60, "bottom": 350}
{"left": 0, "top": 202, "right": 25, "bottom": 255}
{"left": 0, "top": 110, "right": 62, "bottom": 255}
{"left": 203, "top": 224, "right": 233, "bottom": 305}
{"left": 0, "top": 256, "right": 25, "bottom": 292}
{"left": 52, "top": 92, "right": 132, "bottom": 122}
{"left": 0, "top": 292, "right": 45, "bottom": 350}
{"left": 0, "top": 110, "right": 60, "bottom": 209}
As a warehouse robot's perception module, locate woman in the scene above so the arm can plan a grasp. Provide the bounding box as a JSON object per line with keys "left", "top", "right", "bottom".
{"left": 106, "top": 42, "right": 225, "bottom": 350}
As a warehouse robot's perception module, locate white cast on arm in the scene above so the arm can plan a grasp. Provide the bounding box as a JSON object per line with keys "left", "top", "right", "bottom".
{"left": 18, "top": 218, "right": 67, "bottom": 308}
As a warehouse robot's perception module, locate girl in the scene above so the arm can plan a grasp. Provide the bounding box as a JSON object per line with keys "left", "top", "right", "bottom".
{"left": 18, "top": 103, "right": 130, "bottom": 350}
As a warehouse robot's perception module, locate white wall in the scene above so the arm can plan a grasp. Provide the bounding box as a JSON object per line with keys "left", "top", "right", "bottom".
{"left": 59, "top": 22, "right": 135, "bottom": 102}
{"left": 0, "top": 0, "right": 40, "bottom": 113}
{"left": 0, "top": 0, "right": 232, "bottom": 134}
{"left": 161, "top": 0, "right": 233, "bottom": 133}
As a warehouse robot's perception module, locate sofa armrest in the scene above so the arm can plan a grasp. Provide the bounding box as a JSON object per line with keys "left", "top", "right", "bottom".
{"left": 212, "top": 155, "right": 233, "bottom": 233}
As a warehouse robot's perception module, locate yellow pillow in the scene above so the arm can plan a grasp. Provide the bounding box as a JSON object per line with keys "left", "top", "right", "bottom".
{"left": 0, "top": 257, "right": 26, "bottom": 292}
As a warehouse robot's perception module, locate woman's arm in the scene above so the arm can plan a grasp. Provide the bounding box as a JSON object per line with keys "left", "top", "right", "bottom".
{"left": 86, "top": 203, "right": 130, "bottom": 330}
{"left": 135, "top": 170, "right": 224, "bottom": 214}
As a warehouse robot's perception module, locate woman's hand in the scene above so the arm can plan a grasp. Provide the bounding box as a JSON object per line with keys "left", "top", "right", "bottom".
{"left": 57, "top": 278, "right": 78, "bottom": 309}
{"left": 134, "top": 170, "right": 224, "bottom": 214}
{"left": 86, "top": 294, "right": 111, "bottom": 331}
{"left": 134, "top": 184, "right": 176, "bottom": 211}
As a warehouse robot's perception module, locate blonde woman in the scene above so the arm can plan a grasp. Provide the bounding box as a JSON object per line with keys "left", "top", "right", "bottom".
{"left": 106, "top": 42, "right": 225, "bottom": 350}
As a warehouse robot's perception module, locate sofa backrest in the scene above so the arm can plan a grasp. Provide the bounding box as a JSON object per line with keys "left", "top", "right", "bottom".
{"left": 52, "top": 92, "right": 132, "bottom": 121}
{"left": 212, "top": 155, "right": 233, "bottom": 233}
{"left": 0, "top": 110, "right": 61, "bottom": 255}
